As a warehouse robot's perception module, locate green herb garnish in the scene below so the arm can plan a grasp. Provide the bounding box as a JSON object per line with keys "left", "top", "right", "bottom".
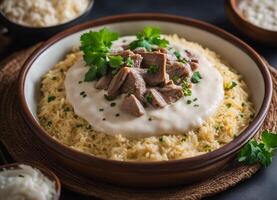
{"left": 191, "top": 71, "right": 202, "bottom": 84}
{"left": 126, "top": 57, "right": 134, "bottom": 67}
{"left": 47, "top": 96, "right": 56, "bottom": 102}
{"left": 174, "top": 51, "right": 187, "bottom": 63}
{"left": 147, "top": 64, "right": 159, "bottom": 74}
{"left": 110, "top": 102, "right": 116, "bottom": 107}
{"left": 159, "top": 137, "right": 164, "bottom": 142}
{"left": 226, "top": 103, "right": 232, "bottom": 108}
{"left": 104, "top": 94, "right": 116, "bottom": 101}
{"left": 172, "top": 75, "right": 180, "bottom": 83}
{"left": 129, "top": 26, "right": 169, "bottom": 51}
{"left": 174, "top": 51, "right": 181, "bottom": 60}
{"left": 225, "top": 81, "right": 237, "bottom": 90}
{"left": 81, "top": 28, "right": 119, "bottom": 81}
{"left": 146, "top": 93, "right": 153, "bottom": 103}
{"left": 238, "top": 130, "right": 277, "bottom": 167}
{"left": 109, "top": 55, "right": 123, "bottom": 68}
{"left": 181, "top": 79, "right": 192, "bottom": 96}
{"left": 186, "top": 100, "right": 192, "bottom": 104}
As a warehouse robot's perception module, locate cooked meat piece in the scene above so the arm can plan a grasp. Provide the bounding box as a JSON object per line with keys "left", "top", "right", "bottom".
{"left": 121, "top": 68, "right": 146, "bottom": 101}
{"left": 167, "top": 61, "right": 191, "bottom": 82}
{"left": 133, "top": 47, "right": 147, "bottom": 53}
{"left": 145, "top": 88, "right": 167, "bottom": 108}
{"left": 190, "top": 60, "right": 199, "bottom": 71}
{"left": 121, "top": 94, "right": 145, "bottom": 117}
{"left": 113, "top": 50, "right": 142, "bottom": 68}
{"left": 154, "top": 47, "right": 168, "bottom": 54}
{"left": 139, "top": 52, "right": 167, "bottom": 86}
{"left": 95, "top": 73, "right": 113, "bottom": 90}
{"left": 107, "top": 67, "right": 130, "bottom": 97}
{"left": 158, "top": 84, "right": 184, "bottom": 104}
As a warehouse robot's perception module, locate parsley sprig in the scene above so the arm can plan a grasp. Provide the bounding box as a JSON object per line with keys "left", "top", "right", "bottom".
{"left": 81, "top": 28, "right": 120, "bottom": 81}
{"left": 129, "top": 26, "right": 169, "bottom": 51}
{"left": 238, "top": 130, "right": 277, "bottom": 167}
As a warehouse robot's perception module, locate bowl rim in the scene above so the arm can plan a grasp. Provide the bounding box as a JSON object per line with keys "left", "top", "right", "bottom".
{"left": 0, "top": 161, "right": 61, "bottom": 200}
{"left": 226, "top": 0, "right": 277, "bottom": 35}
{"left": 18, "top": 13, "right": 272, "bottom": 168}
{"left": 0, "top": 0, "right": 94, "bottom": 29}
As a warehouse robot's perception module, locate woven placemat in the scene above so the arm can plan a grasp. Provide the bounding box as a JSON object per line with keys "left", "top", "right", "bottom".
{"left": 0, "top": 45, "right": 276, "bottom": 200}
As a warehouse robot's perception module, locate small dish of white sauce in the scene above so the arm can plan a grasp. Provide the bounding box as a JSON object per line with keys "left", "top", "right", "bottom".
{"left": 0, "top": 164, "right": 59, "bottom": 200}
{"left": 239, "top": 0, "right": 277, "bottom": 31}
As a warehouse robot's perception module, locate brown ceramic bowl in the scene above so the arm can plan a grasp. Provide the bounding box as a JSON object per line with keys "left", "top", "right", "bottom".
{"left": 18, "top": 13, "right": 272, "bottom": 188}
{"left": 0, "top": 161, "right": 61, "bottom": 200}
{"left": 225, "top": 0, "right": 277, "bottom": 46}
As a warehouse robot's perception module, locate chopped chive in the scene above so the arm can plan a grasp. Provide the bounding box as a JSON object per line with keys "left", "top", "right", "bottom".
{"left": 159, "top": 137, "right": 163, "bottom": 142}
{"left": 186, "top": 100, "right": 192, "bottom": 104}
{"left": 47, "top": 121, "right": 52, "bottom": 127}
{"left": 47, "top": 96, "right": 56, "bottom": 102}
{"left": 78, "top": 81, "right": 83, "bottom": 84}
{"left": 104, "top": 94, "right": 116, "bottom": 101}
{"left": 193, "top": 104, "right": 199, "bottom": 107}
{"left": 193, "top": 98, "right": 198, "bottom": 102}
{"left": 76, "top": 124, "right": 83, "bottom": 128}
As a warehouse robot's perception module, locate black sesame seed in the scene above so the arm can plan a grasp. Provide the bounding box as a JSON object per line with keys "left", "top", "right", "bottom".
{"left": 102, "top": 118, "right": 106, "bottom": 121}
{"left": 115, "top": 113, "right": 120, "bottom": 117}
{"left": 99, "top": 108, "right": 104, "bottom": 112}
{"left": 110, "top": 102, "right": 116, "bottom": 107}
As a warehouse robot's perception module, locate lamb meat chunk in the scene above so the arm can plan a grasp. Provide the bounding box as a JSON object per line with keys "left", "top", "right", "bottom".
{"left": 154, "top": 47, "right": 168, "bottom": 54}
{"left": 190, "top": 60, "right": 199, "bottom": 71}
{"left": 121, "top": 68, "right": 146, "bottom": 101}
{"left": 107, "top": 67, "right": 130, "bottom": 97}
{"left": 121, "top": 94, "right": 145, "bottom": 117}
{"left": 167, "top": 61, "right": 191, "bottom": 82}
{"left": 158, "top": 84, "right": 184, "bottom": 104}
{"left": 95, "top": 73, "right": 113, "bottom": 90}
{"left": 113, "top": 50, "right": 142, "bottom": 68}
{"left": 133, "top": 47, "right": 147, "bottom": 53}
{"left": 139, "top": 52, "right": 167, "bottom": 86}
{"left": 145, "top": 88, "right": 167, "bottom": 109}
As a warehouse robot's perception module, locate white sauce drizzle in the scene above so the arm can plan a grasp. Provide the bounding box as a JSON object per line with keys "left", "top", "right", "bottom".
{"left": 64, "top": 36, "right": 224, "bottom": 138}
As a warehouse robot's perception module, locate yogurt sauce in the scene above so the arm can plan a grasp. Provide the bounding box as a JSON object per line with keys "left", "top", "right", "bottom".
{"left": 64, "top": 36, "right": 224, "bottom": 138}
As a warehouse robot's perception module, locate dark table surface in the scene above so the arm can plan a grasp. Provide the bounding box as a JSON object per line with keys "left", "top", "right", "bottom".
{"left": 0, "top": 0, "right": 276, "bottom": 199}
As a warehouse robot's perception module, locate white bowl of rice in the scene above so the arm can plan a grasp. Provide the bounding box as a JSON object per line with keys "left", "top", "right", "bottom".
{"left": 18, "top": 14, "right": 273, "bottom": 187}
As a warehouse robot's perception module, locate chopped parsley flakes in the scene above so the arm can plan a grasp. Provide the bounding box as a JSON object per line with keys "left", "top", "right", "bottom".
{"left": 147, "top": 64, "right": 159, "bottom": 74}
{"left": 191, "top": 71, "right": 202, "bottom": 84}
{"left": 181, "top": 79, "right": 192, "bottom": 96}
{"left": 225, "top": 81, "right": 237, "bottom": 90}
{"left": 47, "top": 95, "right": 56, "bottom": 102}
